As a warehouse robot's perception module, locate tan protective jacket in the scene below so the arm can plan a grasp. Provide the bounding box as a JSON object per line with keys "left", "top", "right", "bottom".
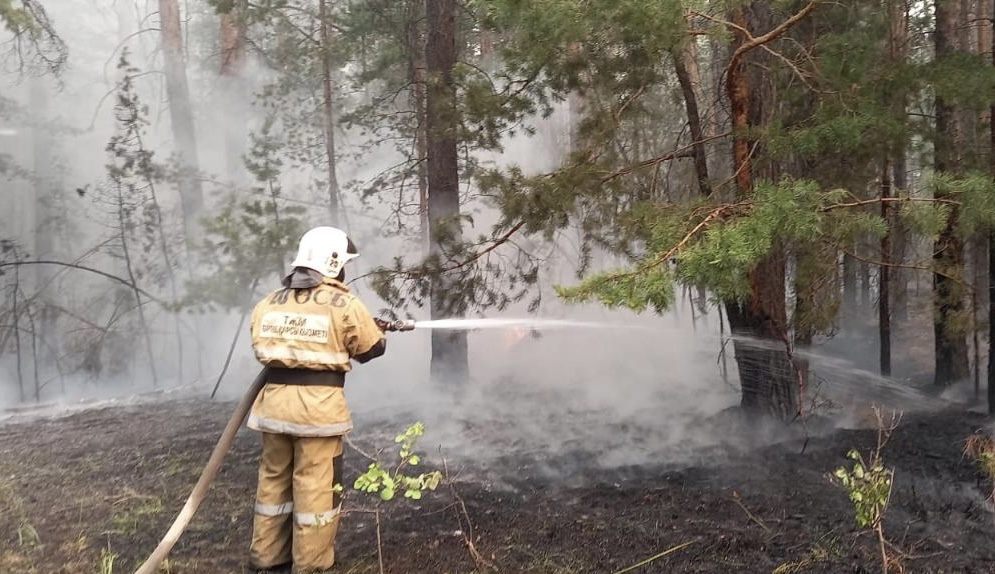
{"left": 247, "top": 277, "right": 385, "bottom": 437}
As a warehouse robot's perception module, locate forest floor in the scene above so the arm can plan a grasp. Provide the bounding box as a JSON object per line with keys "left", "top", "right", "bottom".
{"left": 0, "top": 384, "right": 993, "bottom": 574}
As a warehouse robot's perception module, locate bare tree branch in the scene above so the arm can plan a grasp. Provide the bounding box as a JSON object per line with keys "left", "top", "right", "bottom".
{"left": 600, "top": 132, "right": 731, "bottom": 184}
{"left": 0, "top": 260, "right": 169, "bottom": 307}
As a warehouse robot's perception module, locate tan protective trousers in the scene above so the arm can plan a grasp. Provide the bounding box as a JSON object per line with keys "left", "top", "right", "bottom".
{"left": 249, "top": 433, "right": 344, "bottom": 573}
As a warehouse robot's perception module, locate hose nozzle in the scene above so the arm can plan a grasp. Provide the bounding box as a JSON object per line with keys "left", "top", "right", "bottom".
{"left": 376, "top": 318, "right": 416, "bottom": 332}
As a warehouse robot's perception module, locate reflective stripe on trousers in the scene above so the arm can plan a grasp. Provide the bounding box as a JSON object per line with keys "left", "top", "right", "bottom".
{"left": 255, "top": 501, "right": 293, "bottom": 516}
{"left": 294, "top": 508, "right": 341, "bottom": 526}
{"left": 246, "top": 413, "right": 353, "bottom": 437}
{"left": 249, "top": 432, "right": 345, "bottom": 572}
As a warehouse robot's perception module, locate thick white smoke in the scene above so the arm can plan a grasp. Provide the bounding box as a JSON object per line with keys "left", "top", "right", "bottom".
{"left": 0, "top": 1, "right": 961, "bottom": 480}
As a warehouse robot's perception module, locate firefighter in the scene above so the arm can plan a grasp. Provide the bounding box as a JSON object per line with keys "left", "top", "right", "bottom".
{"left": 247, "top": 226, "right": 387, "bottom": 574}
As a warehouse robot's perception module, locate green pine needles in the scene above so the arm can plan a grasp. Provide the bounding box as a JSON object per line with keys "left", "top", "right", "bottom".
{"left": 555, "top": 174, "right": 995, "bottom": 334}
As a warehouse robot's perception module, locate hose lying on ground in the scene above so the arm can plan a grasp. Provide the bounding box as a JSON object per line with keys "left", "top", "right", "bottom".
{"left": 133, "top": 367, "right": 269, "bottom": 574}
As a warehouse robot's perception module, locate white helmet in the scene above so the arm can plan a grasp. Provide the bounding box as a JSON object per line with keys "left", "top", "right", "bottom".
{"left": 290, "top": 226, "right": 359, "bottom": 278}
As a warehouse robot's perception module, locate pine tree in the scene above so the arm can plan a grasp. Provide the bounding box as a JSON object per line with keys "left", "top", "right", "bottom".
{"left": 158, "top": 0, "right": 204, "bottom": 240}
{"left": 932, "top": 0, "right": 970, "bottom": 386}
{"left": 425, "top": 0, "right": 468, "bottom": 383}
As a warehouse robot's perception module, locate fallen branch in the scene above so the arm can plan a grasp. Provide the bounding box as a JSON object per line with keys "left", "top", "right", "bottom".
{"left": 609, "top": 540, "right": 697, "bottom": 574}
{"left": 731, "top": 491, "right": 772, "bottom": 533}
{"left": 344, "top": 435, "right": 380, "bottom": 463}
{"left": 442, "top": 455, "right": 497, "bottom": 572}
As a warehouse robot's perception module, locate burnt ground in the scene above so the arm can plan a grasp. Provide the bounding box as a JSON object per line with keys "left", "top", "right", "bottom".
{"left": 0, "top": 391, "right": 993, "bottom": 574}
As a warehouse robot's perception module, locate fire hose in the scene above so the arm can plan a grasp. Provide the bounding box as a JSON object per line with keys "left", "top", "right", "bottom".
{"left": 133, "top": 319, "right": 415, "bottom": 574}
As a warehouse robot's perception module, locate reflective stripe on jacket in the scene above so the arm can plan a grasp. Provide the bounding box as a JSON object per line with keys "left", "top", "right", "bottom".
{"left": 247, "top": 277, "right": 385, "bottom": 437}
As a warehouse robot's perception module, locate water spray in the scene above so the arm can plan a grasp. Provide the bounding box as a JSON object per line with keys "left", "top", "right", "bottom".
{"left": 379, "top": 316, "right": 651, "bottom": 332}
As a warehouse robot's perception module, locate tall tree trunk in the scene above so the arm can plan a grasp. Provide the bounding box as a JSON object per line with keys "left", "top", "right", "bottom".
{"left": 726, "top": 252, "right": 798, "bottom": 418}
{"left": 794, "top": 246, "right": 817, "bottom": 346}
{"left": 12, "top": 266, "right": 24, "bottom": 402}
{"left": 879, "top": 0, "right": 907, "bottom": 374}
{"left": 415, "top": 61, "right": 428, "bottom": 249}
{"left": 968, "top": 0, "right": 989, "bottom": 396}
{"left": 320, "top": 0, "right": 342, "bottom": 227}
{"left": 988, "top": 3, "right": 995, "bottom": 414}
{"left": 880, "top": 159, "right": 892, "bottom": 376}
{"left": 158, "top": 0, "right": 203, "bottom": 240}
{"left": 722, "top": 0, "right": 802, "bottom": 419}
{"left": 727, "top": 6, "right": 753, "bottom": 197}
{"left": 479, "top": 28, "right": 494, "bottom": 64}
{"left": 30, "top": 77, "right": 56, "bottom": 353}
{"left": 989, "top": 230, "right": 995, "bottom": 412}
{"left": 672, "top": 44, "right": 712, "bottom": 197}
{"left": 843, "top": 252, "right": 857, "bottom": 324}
{"left": 426, "top": 0, "right": 468, "bottom": 384}
{"left": 934, "top": 0, "right": 971, "bottom": 387}
{"left": 859, "top": 257, "right": 871, "bottom": 312}
{"left": 973, "top": 245, "right": 982, "bottom": 395}
{"left": 891, "top": 154, "right": 909, "bottom": 322}
{"left": 887, "top": 0, "right": 910, "bottom": 322}
{"left": 219, "top": 0, "right": 248, "bottom": 185}
{"left": 566, "top": 42, "right": 588, "bottom": 153}
{"left": 406, "top": 6, "right": 429, "bottom": 250}
{"left": 116, "top": 183, "right": 159, "bottom": 389}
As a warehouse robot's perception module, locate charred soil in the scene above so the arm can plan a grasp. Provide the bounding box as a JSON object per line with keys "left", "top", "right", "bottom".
{"left": 0, "top": 396, "right": 992, "bottom": 574}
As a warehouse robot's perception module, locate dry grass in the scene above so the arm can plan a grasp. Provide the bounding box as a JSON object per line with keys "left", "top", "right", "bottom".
{"left": 963, "top": 432, "right": 995, "bottom": 503}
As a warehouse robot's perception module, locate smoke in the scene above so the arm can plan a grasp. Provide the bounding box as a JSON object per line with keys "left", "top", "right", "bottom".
{"left": 0, "top": 2, "right": 974, "bottom": 488}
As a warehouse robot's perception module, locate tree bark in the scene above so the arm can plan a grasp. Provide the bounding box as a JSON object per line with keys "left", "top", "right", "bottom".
{"left": 722, "top": 0, "right": 802, "bottom": 419}
{"left": 794, "top": 246, "right": 815, "bottom": 346}
{"left": 219, "top": 0, "right": 248, "bottom": 184}
{"left": 887, "top": 0, "right": 909, "bottom": 320}
{"left": 479, "top": 28, "right": 494, "bottom": 63}
{"left": 880, "top": 159, "right": 892, "bottom": 376}
{"left": 725, "top": 250, "right": 799, "bottom": 419}
{"left": 425, "top": 0, "right": 468, "bottom": 384}
{"left": 158, "top": 0, "right": 203, "bottom": 240}
{"left": 726, "top": 6, "right": 753, "bottom": 196}
{"left": 934, "top": 0, "right": 971, "bottom": 387}
{"left": 988, "top": 0, "right": 995, "bottom": 413}
{"left": 320, "top": 0, "right": 342, "bottom": 227}
{"left": 843, "top": 252, "right": 857, "bottom": 323}
{"left": 891, "top": 150, "right": 908, "bottom": 322}
{"left": 878, "top": 0, "right": 907, "bottom": 374}
{"left": 859, "top": 257, "right": 871, "bottom": 312}
{"left": 673, "top": 45, "right": 712, "bottom": 197}
{"left": 415, "top": 57, "right": 428, "bottom": 249}
{"left": 989, "top": 228, "right": 995, "bottom": 413}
